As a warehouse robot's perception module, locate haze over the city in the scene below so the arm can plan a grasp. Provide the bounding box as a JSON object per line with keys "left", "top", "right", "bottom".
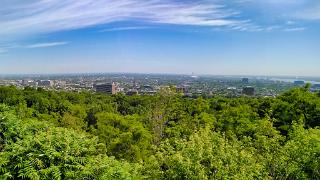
{"left": 0, "top": 0, "right": 320, "bottom": 76}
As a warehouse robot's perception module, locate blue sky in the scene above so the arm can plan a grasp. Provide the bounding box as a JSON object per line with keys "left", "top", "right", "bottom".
{"left": 0, "top": 0, "right": 320, "bottom": 76}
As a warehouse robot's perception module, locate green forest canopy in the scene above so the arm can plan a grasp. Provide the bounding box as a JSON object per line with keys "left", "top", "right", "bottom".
{"left": 0, "top": 85, "right": 319, "bottom": 179}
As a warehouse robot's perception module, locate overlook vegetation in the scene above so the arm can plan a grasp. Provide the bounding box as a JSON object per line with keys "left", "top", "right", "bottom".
{"left": 0, "top": 85, "right": 319, "bottom": 179}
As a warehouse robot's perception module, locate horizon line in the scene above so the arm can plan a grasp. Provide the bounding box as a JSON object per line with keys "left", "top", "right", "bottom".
{"left": 0, "top": 72, "right": 320, "bottom": 78}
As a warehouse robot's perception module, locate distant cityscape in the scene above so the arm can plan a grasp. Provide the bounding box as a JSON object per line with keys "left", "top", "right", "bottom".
{"left": 1, "top": 73, "right": 320, "bottom": 98}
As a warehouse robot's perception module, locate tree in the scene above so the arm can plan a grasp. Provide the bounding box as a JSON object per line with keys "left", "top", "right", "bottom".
{"left": 95, "top": 113, "right": 152, "bottom": 162}
{"left": 149, "top": 127, "right": 268, "bottom": 179}
{"left": 0, "top": 106, "right": 142, "bottom": 179}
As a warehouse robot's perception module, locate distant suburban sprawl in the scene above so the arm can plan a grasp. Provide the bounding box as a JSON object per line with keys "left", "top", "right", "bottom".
{"left": 1, "top": 73, "right": 320, "bottom": 97}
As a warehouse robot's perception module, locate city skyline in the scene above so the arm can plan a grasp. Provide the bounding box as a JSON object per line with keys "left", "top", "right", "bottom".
{"left": 1, "top": 0, "right": 320, "bottom": 76}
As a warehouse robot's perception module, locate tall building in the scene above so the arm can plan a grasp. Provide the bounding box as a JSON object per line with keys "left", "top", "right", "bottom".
{"left": 38, "top": 80, "right": 54, "bottom": 87}
{"left": 94, "top": 82, "right": 117, "bottom": 94}
{"left": 242, "top": 78, "right": 249, "bottom": 84}
{"left": 242, "top": 86, "right": 255, "bottom": 96}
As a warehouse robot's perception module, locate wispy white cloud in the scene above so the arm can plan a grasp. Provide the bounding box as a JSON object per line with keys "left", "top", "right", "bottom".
{"left": 286, "top": 20, "right": 296, "bottom": 25}
{"left": 227, "top": 20, "right": 266, "bottom": 32}
{"left": 0, "top": 43, "right": 19, "bottom": 54}
{"left": 283, "top": 27, "right": 306, "bottom": 32}
{"left": 0, "top": 0, "right": 317, "bottom": 42}
{"left": 99, "top": 26, "right": 153, "bottom": 32}
{"left": 25, "top": 42, "right": 69, "bottom": 48}
{"left": 0, "top": 0, "right": 240, "bottom": 37}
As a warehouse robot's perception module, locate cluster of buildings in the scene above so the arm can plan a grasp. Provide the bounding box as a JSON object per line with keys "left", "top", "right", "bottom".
{"left": 0, "top": 77, "right": 268, "bottom": 97}
{"left": 293, "top": 80, "right": 320, "bottom": 92}
{"left": 1, "top": 74, "right": 319, "bottom": 97}
{"left": 79, "top": 77, "right": 320, "bottom": 97}
{"left": 2, "top": 79, "right": 64, "bottom": 89}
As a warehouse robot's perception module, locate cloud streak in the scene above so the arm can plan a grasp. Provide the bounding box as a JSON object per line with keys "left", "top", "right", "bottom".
{"left": 283, "top": 27, "right": 306, "bottom": 32}
{"left": 99, "top": 26, "right": 153, "bottom": 32}
{"left": 0, "top": 0, "right": 239, "bottom": 37}
{"left": 0, "top": 0, "right": 318, "bottom": 45}
{"left": 25, "top": 42, "right": 69, "bottom": 48}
